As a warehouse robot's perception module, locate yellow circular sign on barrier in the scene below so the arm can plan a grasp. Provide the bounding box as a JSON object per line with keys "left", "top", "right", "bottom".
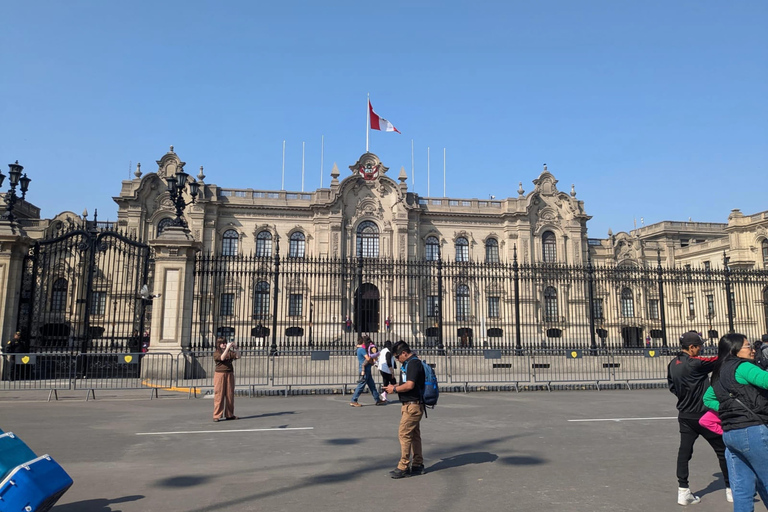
{"left": 21, "top": 356, "right": 30, "bottom": 364}
{"left": 648, "top": 350, "right": 656, "bottom": 358}
{"left": 570, "top": 351, "right": 578, "bottom": 358}
{"left": 123, "top": 355, "right": 133, "bottom": 363}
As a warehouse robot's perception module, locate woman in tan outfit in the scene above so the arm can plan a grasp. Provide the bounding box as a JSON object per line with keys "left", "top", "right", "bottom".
{"left": 213, "top": 337, "right": 239, "bottom": 422}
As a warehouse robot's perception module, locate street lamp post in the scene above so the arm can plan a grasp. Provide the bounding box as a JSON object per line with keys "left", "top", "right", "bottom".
{"left": 163, "top": 167, "right": 200, "bottom": 227}
{"left": 0, "top": 161, "right": 31, "bottom": 223}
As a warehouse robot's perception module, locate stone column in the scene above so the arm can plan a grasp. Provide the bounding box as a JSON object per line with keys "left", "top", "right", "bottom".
{"left": 0, "top": 222, "right": 32, "bottom": 344}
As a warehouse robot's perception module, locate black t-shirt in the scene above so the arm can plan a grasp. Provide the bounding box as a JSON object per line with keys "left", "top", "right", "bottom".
{"left": 398, "top": 355, "right": 425, "bottom": 403}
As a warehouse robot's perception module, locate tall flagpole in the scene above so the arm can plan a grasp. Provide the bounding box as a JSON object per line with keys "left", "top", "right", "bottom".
{"left": 281, "top": 140, "right": 286, "bottom": 190}
{"left": 443, "top": 148, "right": 446, "bottom": 197}
{"left": 427, "top": 147, "right": 431, "bottom": 197}
{"left": 411, "top": 139, "right": 415, "bottom": 191}
{"left": 301, "top": 141, "right": 305, "bottom": 192}
{"left": 366, "top": 93, "right": 370, "bottom": 152}
{"left": 320, "top": 135, "right": 324, "bottom": 188}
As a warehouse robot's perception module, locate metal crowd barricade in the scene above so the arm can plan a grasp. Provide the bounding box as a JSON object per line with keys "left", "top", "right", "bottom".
{"left": 177, "top": 349, "right": 271, "bottom": 397}
{"left": 269, "top": 349, "right": 357, "bottom": 394}
{"left": 529, "top": 349, "right": 613, "bottom": 390}
{"left": 0, "top": 353, "right": 73, "bottom": 400}
{"left": 414, "top": 349, "right": 450, "bottom": 386}
{"left": 73, "top": 353, "right": 175, "bottom": 399}
{"left": 447, "top": 348, "right": 531, "bottom": 392}
{"left": 610, "top": 348, "right": 670, "bottom": 389}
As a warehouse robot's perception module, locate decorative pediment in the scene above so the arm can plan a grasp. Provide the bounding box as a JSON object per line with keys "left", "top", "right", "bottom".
{"left": 349, "top": 152, "right": 389, "bottom": 182}
{"left": 155, "top": 146, "right": 186, "bottom": 179}
{"left": 531, "top": 165, "right": 559, "bottom": 196}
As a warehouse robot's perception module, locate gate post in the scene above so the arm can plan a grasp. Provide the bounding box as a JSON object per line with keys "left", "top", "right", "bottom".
{"left": 0, "top": 223, "right": 33, "bottom": 345}
{"left": 148, "top": 227, "right": 201, "bottom": 358}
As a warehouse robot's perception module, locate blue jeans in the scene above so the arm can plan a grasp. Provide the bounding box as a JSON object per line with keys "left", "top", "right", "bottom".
{"left": 351, "top": 365, "right": 380, "bottom": 403}
{"left": 723, "top": 425, "right": 768, "bottom": 512}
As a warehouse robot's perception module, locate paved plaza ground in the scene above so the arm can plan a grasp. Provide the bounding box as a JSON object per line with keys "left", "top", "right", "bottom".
{"left": 0, "top": 388, "right": 757, "bottom": 512}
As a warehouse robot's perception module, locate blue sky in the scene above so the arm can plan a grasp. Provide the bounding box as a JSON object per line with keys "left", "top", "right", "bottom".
{"left": 1, "top": 1, "right": 766, "bottom": 237}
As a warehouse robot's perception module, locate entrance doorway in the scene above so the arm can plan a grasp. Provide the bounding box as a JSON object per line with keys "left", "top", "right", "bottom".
{"left": 355, "top": 283, "right": 380, "bottom": 333}
{"left": 621, "top": 326, "right": 643, "bottom": 347}
{"left": 763, "top": 286, "right": 768, "bottom": 334}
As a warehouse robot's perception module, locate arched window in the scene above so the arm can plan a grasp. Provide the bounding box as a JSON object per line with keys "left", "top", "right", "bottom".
{"left": 51, "top": 278, "right": 68, "bottom": 312}
{"left": 253, "top": 281, "right": 270, "bottom": 319}
{"left": 763, "top": 239, "right": 768, "bottom": 268}
{"left": 542, "top": 231, "right": 556, "bottom": 263}
{"left": 425, "top": 236, "right": 439, "bottom": 261}
{"left": 356, "top": 221, "right": 379, "bottom": 258}
{"left": 455, "top": 237, "right": 469, "bottom": 262}
{"left": 256, "top": 231, "right": 272, "bottom": 258}
{"left": 156, "top": 218, "right": 174, "bottom": 237}
{"left": 456, "top": 284, "right": 470, "bottom": 321}
{"left": 222, "top": 230, "right": 239, "bottom": 256}
{"left": 621, "top": 288, "right": 635, "bottom": 318}
{"left": 289, "top": 232, "right": 306, "bottom": 258}
{"left": 485, "top": 238, "right": 499, "bottom": 263}
{"left": 544, "top": 286, "right": 558, "bottom": 322}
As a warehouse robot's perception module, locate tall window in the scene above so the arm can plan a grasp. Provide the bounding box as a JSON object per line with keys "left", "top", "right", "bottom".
{"left": 253, "top": 281, "right": 270, "bottom": 318}
{"left": 425, "top": 236, "right": 439, "bottom": 261}
{"left": 51, "top": 278, "right": 68, "bottom": 312}
{"left": 220, "top": 293, "right": 234, "bottom": 316}
{"left": 542, "top": 231, "right": 556, "bottom": 263}
{"left": 621, "top": 288, "right": 634, "bottom": 318}
{"left": 426, "top": 295, "right": 439, "bottom": 317}
{"left": 91, "top": 291, "right": 107, "bottom": 316}
{"left": 703, "top": 261, "right": 711, "bottom": 271}
{"left": 256, "top": 231, "right": 272, "bottom": 258}
{"left": 356, "top": 221, "right": 379, "bottom": 258}
{"left": 763, "top": 240, "right": 768, "bottom": 268}
{"left": 222, "top": 230, "right": 239, "bottom": 256}
{"left": 485, "top": 238, "right": 499, "bottom": 263}
{"left": 455, "top": 237, "right": 469, "bottom": 262}
{"left": 488, "top": 296, "right": 500, "bottom": 318}
{"left": 456, "top": 284, "right": 470, "bottom": 320}
{"left": 648, "top": 299, "right": 659, "bottom": 320}
{"left": 289, "top": 232, "right": 306, "bottom": 258}
{"left": 156, "top": 218, "right": 174, "bottom": 237}
{"left": 687, "top": 296, "right": 695, "bottom": 318}
{"left": 592, "top": 298, "right": 604, "bottom": 320}
{"left": 289, "top": 294, "right": 303, "bottom": 317}
{"left": 544, "top": 287, "right": 558, "bottom": 322}
{"left": 706, "top": 295, "right": 715, "bottom": 317}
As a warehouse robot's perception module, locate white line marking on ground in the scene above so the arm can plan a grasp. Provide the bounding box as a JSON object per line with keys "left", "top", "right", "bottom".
{"left": 568, "top": 417, "right": 677, "bottom": 423}
{"left": 136, "top": 427, "right": 314, "bottom": 436}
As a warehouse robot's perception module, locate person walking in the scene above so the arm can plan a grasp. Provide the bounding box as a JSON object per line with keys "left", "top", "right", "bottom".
{"left": 384, "top": 341, "right": 426, "bottom": 479}
{"left": 377, "top": 340, "right": 397, "bottom": 402}
{"left": 703, "top": 333, "right": 768, "bottom": 512}
{"left": 213, "top": 336, "right": 239, "bottom": 422}
{"left": 350, "top": 336, "right": 384, "bottom": 407}
{"left": 668, "top": 331, "right": 731, "bottom": 505}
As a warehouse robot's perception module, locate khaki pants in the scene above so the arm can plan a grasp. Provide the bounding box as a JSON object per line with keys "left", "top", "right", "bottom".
{"left": 213, "top": 372, "right": 235, "bottom": 419}
{"left": 398, "top": 403, "right": 424, "bottom": 470}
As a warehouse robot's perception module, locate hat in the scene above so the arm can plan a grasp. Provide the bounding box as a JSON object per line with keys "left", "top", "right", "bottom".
{"left": 680, "top": 331, "right": 704, "bottom": 348}
{"left": 762, "top": 334, "right": 768, "bottom": 343}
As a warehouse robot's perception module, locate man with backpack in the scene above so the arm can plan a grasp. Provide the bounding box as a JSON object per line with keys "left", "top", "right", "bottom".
{"left": 384, "top": 340, "right": 426, "bottom": 479}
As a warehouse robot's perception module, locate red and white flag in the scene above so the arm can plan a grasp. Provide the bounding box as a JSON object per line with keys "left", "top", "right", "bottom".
{"left": 369, "top": 100, "right": 400, "bottom": 133}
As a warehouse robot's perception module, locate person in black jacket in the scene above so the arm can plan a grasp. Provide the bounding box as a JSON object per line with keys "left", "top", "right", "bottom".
{"left": 667, "top": 331, "right": 730, "bottom": 506}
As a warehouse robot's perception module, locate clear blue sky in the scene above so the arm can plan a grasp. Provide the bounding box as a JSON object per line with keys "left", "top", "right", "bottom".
{"left": 2, "top": 1, "right": 766, "bottom": 237}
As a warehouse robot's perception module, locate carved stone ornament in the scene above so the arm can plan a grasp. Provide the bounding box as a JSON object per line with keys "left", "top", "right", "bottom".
{"left": 349, "top": 152, "right": 389, "bottom": 182}
{"left": 156, "top": 146, "right": 186, "bottom": 179}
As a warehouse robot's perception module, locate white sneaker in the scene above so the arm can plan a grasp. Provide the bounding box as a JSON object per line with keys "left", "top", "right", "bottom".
{"left": 381, "top": 392, "right": 388, "bottom": 402}
{"left": 678, "top": 487, "right": 701, "bottom": 506}
{"left": 726, "top": 488, "right": 733, "bottom": 503}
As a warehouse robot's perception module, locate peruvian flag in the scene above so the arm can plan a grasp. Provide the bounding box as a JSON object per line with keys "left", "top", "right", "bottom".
{"left": 369, "top": 100, "right": 401, "bottom": 133}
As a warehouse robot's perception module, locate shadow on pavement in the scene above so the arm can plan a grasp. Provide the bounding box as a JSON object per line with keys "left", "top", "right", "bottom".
{"left": 157, "top": 475, "right": 212, "bottom": 487}
{"left": 426, "top": 451, "right": 498, "bottom": 473}
{"left": 497, "top": 455, "right": 547, "bottom": 466}
{"left": 325, "top": 438, "right": 362, "bottom": 445}
{"left": 52, "top": 495, "right": 144, "bottom": 512}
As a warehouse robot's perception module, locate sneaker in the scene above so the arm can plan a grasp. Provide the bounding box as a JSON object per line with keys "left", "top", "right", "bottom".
{"left": 409, "top": 464, "right": 425, "bottom": 476}
{"left": 726, "top": 488, "right": 733, "bottom": 503}
{"left": 375, "top": 400, "right": 387, "bottom": 406}
{"left": 389, "top": 468, "right": 410, "bottom": 479}
{"left": 381, "top": 392, "right": 388, "bottom": 401}
{"left": 678, "top": 487, "right": 701, "bottom": 506}
{"left": 349, "top": 402, "right": 362, "bottom": 407}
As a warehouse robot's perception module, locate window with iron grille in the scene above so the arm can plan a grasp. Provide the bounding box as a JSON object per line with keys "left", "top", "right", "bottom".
{"left": 687, "top": 296, "right": 695, "bottom": 318}
{"left": 253, "top": 281, "right": 270, "bottom": 318}
{"left": 289, "top": 232, "right": 306, "bottom": 258}
{"left": 763, "top": 240, "right": 768, "bottom": 268}
{"left": 222, "top": 230, "right": 239, "bottom": 256}
{"left": 256, "top": 231, "right": 272, "bottom": 257}
{"left": 620, "top": 288, "right": 634, "bottom": 318}
{"left": 456, "top": 285, "right": 470, "bottom": 320}
{"left": 356, "top": 221, "right": 379, "bottom": 258}
{"left": 703, "top": 261, "right": 711, "bottom": 271}
{"left": 455, "top": 237, "right": 469, "bottom": 262}
{"left": 648, "top": 299, "right": 659, "bottom": 320}
{"left": 425, "top": 236, "right": 439, "bottom": 261}
{"left": 593, "top": 298, "right": 604, "bottom": 320}
{"left": 544, "top": 287, "right": 558, "bottom": 322}
{"left": 706, "top": 295, "right": 715, "bottom": 317}
{"left": 51, "top": 278, "right": 68, "bottom": 312}
{"left": 488, "top": 296, "right": 500, "bottom": 318}
{"left": 485, "top": 238, "right": 499, "bottom": 263}
{"left": 426, "top": 295, "right": 439, "bottom": 317}
{"left": 289, "top": 294, "right": 303, "bottom": 317}
{"left": 220, "top": 293, "right": 235, "bottom": 316}
{"left": 91, "top": 291, "right": 107, "bottom": 316}
{"left": 542, "top": 231, "right": 556, "bottom": 263}
{"left": 156, "top": 217, "right": 174, "bottom": 237}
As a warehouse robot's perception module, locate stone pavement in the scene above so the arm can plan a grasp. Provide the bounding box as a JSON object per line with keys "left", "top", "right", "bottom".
{"left": 0, "top": 388, "right": 753, "bottom": 512}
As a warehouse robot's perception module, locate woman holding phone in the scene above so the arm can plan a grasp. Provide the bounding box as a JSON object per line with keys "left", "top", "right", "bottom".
{"left": 213, "top": 336, "right": 239, "bottom": 422}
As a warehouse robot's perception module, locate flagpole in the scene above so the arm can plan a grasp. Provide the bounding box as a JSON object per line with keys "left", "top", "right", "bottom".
{"left": 320, "top": 135, "right": 324, "bottom": 188}
{"left": 301, "top": 141, "right": 305, "bottom": 192}
{"left": 366, "top": 93, "right": 370, "bottom": 153}
{"left": 427, "top": 146, "right": 430, "bottom": 197}
{"left": 411, "top": 139, "right": 415, "bottom": 191}
{"left": 281, "top": 140, "right": 285, "bottom": 190}
{"left": 443, "top": 148, "right": 446, "bottom": 197}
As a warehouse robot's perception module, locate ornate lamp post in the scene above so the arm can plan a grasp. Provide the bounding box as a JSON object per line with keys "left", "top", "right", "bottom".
{"left": 164, "top": 167, "right": 199, "bottom": 227}
{"left": 0, "top": 161, "right": 31, "bottom": 222}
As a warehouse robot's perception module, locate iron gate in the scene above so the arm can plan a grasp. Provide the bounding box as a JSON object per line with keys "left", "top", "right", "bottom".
{"left": 17, "top": 226, "right": 152, "bottom": 353}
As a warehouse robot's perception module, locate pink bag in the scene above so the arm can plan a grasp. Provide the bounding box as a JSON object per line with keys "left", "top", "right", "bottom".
{"left": 699, "top": 410, "right": 723, "bottom": 435}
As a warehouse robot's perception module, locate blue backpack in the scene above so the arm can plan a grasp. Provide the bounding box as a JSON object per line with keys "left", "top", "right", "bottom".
{"left": 403, "top": 357, "right": 439, "bottom": 409}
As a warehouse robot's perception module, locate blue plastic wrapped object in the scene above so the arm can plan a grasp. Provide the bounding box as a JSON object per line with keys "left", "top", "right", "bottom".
{"left": 0, "top": 433, "right": 37, "bottom": 481}
{"left": 0, "top": 454, "right": 73, "bottom": 512}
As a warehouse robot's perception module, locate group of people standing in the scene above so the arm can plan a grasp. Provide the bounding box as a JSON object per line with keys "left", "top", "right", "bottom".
{"left": 668, "top": 331, "right": 768, "bottom": 510}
